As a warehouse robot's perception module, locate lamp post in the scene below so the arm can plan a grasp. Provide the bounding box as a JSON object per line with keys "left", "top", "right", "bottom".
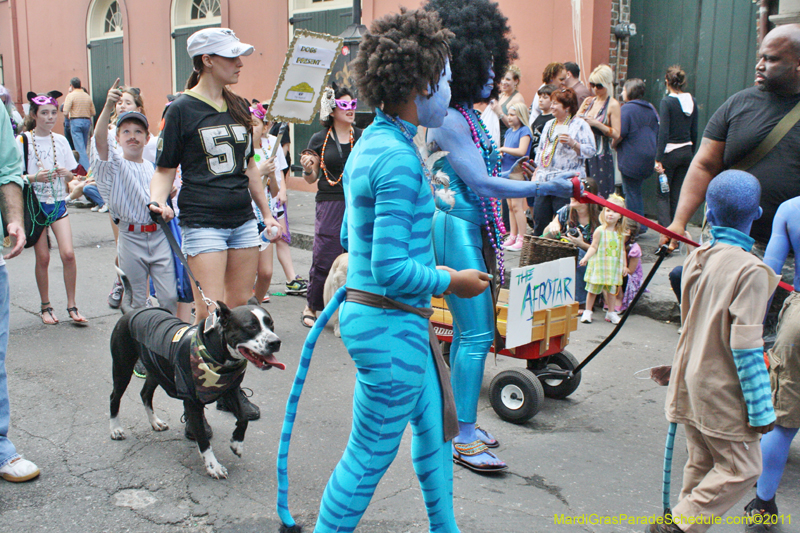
{"left": 330, "top": 0, "right": 367, "bottom": 113}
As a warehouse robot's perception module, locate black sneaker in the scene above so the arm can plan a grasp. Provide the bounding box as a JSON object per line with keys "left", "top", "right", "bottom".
{"left": 133, "top": 359, "right": 146, "bottom": 379}
{"left": 216, "top": 388, "right": 261, "bottom": 420}
{"left": 285, "top": 276, "right": 308, "bottom": 295}
{"left": 182, "top": 412, "right": 213, "bottom": 441}
{"left": 108, "top": 280, "right": 123, "bottom": 309}
{"left": 744, "top": 497, "right": 777, "bottom": 533}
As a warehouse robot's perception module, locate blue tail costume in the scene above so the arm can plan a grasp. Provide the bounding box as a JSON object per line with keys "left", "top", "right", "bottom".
{"left": 276, "top": 110, "right": 459, "bottom": 533}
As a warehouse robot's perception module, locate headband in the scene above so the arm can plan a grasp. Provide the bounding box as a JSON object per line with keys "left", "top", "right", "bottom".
{"left": 249, "top": 102, "right": 268, "bottom": 121}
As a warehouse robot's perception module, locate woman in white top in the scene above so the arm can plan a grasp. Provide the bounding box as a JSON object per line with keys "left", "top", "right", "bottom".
{"left": 19, "top": 92, "right": 87, "bottom": 325}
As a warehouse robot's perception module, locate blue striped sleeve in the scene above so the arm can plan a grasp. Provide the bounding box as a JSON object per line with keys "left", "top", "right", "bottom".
{"left": 370, "top": 152, "right": 450, "bottom": 296}
{"left": 732, "top": 348, "right": 776, "bottom": 427}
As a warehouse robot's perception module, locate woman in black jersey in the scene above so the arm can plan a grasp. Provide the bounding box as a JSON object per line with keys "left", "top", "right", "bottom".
{"left": 149, "top": 28, "right": 280, "bottom": 325}
{"left": 299, "top": 85, "right": 362, "bottom": 328}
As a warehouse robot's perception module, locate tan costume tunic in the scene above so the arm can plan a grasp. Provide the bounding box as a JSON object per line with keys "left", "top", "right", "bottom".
{"left": 666, "top": 240, "right": 779, "bottom": 442}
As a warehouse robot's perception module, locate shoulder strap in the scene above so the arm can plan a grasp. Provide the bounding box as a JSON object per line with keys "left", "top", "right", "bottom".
{"left": 732, "top": 98, "right": 800, "bottom": 171}
{"left": 21, "top": 133, "right": 29, "bottom": 175}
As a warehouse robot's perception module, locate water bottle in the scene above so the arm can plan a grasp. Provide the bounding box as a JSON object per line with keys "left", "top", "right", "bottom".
{"left": 658, "top": 173, "right": 670, "bottom": 194}
{"left": 260, "top": 225, "right": 279, "bottom": 243}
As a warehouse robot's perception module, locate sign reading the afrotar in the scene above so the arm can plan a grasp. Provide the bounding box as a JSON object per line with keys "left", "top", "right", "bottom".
{"left": 267, "top": 29, "right": 343, "bottom": 124}
{"left": 506, "top": 258, "right": 576, "bottom": 348}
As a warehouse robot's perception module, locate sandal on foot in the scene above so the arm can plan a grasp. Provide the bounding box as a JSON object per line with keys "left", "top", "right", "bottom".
{"left": 475, "top": 424, "right": 499, "bottom": 448}
{"left": 40, "top": 303, "right": 58, "bottom": 325}
{"left": 66, "top": 307, "right": 88, "bottom": 326}
{"left": 452, "top": 440, "right": 507, "bottom": 473}
{"left": 300, "top": 311, "right": 316, "bottom": 328}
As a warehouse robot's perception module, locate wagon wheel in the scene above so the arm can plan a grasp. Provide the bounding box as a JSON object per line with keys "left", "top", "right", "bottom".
{"left": 527, "top": 350, "right": 582, "bottom": 399}
{"left": 489, "top": 368, "right": 545, "bottom": 424}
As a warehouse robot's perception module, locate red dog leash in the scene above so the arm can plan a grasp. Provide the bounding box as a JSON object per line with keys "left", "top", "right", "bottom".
{"left": 570, "top": 178, "right": 794, "bottom": 292}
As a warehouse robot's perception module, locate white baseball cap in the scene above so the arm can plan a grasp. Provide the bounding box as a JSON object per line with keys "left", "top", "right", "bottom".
{"left": 187, "top": 28, "right": 254, "bottom": 58}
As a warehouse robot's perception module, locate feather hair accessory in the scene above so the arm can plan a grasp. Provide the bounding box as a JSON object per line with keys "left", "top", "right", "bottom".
{"left": 319, "top": 87, "right": 335, "bottom": 122}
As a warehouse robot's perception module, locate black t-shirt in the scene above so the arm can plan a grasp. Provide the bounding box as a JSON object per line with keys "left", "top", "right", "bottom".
{"left": 269, "top": 122, "right": 291, "bottom": 167}
{"left": 307, "top": 127, "right": 363, "bottom": 202}
{"left": 157, "top": 91, "right": 254, "bottom": 229}
{"left": 531, "top": 113, "right": 553, "bottom": 153}
{"left": 704, "top": 86, "right": 800, "bottom": 243}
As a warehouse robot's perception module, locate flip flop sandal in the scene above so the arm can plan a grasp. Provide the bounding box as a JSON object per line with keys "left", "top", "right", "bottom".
{"left": 301, "top": 311, "right": 317, "bottom": 328}
{"left": 40, "top": 302, "right": 58, "bottom": 325}
{"left": 66, "top": 307, "right": 89, "bottom": 326}
{"left": 452, "top": 440, "right": 507, "bottom": 473}
{"left": 475, "top": 424, "right": 499, "bottom": 448}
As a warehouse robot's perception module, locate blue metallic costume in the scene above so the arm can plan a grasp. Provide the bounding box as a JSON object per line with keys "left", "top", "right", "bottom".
{"left": 429, "top": 106, "right": 575, "bottom": 468}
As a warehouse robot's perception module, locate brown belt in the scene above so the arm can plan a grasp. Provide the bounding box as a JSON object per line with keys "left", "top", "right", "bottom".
{"left": 345, "top": 287, "right": 459, "bottom": 442}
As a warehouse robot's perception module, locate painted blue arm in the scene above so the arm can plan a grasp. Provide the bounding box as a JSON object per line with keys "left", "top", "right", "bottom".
{"left": 429, "top": 109, "right": 576, "bottom": 200}
{"left": 763, "top": 199, "right": 800, "bottom": 291}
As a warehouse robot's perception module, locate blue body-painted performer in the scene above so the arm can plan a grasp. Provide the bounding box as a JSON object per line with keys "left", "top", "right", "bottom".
{"left": 276, "top": 9, "right": 491, "bottom": 533}
{"left": 743, "top": 196, "right": 800, "bottom": 523}
{"left": 425, "top": 0, "right": 576, "bottom": 472}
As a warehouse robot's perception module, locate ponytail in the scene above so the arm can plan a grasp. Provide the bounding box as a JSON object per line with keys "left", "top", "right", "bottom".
{"left": 186, "top": 55, "right": 251, "bottom": 129}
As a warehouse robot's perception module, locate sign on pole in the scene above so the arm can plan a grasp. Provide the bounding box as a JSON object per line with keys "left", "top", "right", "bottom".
{"left": 506, "top": 258, "right": 576, "bottom": 349}
{"left": 266, "top": 29, "right": 344, "bottom": 124}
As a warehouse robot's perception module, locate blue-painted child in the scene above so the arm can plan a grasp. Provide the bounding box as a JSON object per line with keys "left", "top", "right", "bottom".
{"left": 649, "top": 170, "right": 780, "bottom": 533}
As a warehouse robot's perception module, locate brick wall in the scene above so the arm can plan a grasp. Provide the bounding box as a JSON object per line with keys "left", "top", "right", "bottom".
{"left": 609, "top": 0, "right": 631, "bottom": 99}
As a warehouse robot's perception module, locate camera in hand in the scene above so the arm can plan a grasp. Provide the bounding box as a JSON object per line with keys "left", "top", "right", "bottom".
{"left": 566, "top": 227, "right": 580, "bottom": 238}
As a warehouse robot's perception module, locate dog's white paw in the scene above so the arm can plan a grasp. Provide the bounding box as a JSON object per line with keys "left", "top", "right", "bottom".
{"left": 200, "top": 447, "right": 228, "bottom": 479}
{"left": 110, "top": 417, "right": 126, "bottom": 440}
{"left": 333, "top": 322, "right": 341, "bottom": 338}
{"left": 230, "top": 440, "right": 244, "bottom": 457}
{"left": 145, "top": 407, "right": 169, "bottom": 432}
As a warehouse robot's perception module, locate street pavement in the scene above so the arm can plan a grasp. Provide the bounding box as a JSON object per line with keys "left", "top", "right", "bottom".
{"left": 0, "top": 207, "right": 797, "bottom": 533}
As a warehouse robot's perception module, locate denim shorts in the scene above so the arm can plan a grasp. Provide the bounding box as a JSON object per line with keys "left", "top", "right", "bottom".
{"left": 181, "top": 218, "right": 260, "bottom": 257}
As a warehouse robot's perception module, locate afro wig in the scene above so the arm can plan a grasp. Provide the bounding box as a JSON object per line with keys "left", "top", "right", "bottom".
{"left": 424, "top": 0, "right": 515, "bottom": 104}
{"left": 352, "top": 8, "right": 453, "bottom": 109}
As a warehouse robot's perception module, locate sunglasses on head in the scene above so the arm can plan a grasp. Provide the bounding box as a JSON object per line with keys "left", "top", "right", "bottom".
{"left": 589, "top": 82, "right": 604, "bottom": 89}
{"left": 335, "top": 98, "right": 357, "bottom": 111}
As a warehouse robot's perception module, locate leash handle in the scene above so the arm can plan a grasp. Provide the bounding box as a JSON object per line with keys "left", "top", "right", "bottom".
{"left": 570, "top": 178, "right": 794, "bottom": 293}
{"left": 147, "top": 202, "right": 216, "bottom": 311}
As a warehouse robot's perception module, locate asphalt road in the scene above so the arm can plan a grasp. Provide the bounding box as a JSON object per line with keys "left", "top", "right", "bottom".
{"left": 0, "top": 208, "right": 797, "bottom": 533}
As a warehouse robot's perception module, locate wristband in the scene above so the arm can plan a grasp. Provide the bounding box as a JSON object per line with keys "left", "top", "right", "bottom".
{"left": 303, "top": 170, "right": 312, "bottom": 176}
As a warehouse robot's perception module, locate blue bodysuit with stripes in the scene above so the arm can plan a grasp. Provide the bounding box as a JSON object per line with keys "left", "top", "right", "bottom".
{"left": 312, "top": 109, "right": 457, "bottom": 533}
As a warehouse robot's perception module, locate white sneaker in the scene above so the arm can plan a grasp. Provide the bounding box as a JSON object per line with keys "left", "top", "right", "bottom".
{"left": 605, "top": 311, "right": 621, "bottom": 324}
{"left": 90, "top": 205, "right": 100, "bottom": 212}
{"left": 580, "top": 310, "right": 592, "bottom": 323}
{"left": 98, "top": 205, "right": 109, "bottom": 213}
{"left": 0, "top": 456, "right": 40, "bottom": 482}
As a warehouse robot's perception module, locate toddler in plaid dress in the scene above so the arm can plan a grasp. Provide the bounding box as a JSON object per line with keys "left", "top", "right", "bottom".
{"left": 579, "top": 194, "right": 626, "bottom": 324}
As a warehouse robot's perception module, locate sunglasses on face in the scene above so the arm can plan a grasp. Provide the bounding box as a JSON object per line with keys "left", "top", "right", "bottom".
{"left": 335, "top": 98, "right": 357, "bottom": 111}
{"left": 589, "top": 82, "right": 604, "bottom": 89}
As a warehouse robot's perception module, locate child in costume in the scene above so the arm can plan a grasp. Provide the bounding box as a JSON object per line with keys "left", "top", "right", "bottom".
{"left": 18, "top": 91, "right": 88, "bottom": 325}
{"left": 648, "top": 170, "right": 779, "bottom": 533}
{"left": 426, "top": 0, "right": 577, "bottom": 473}
{"left": 743, "top": 195, "right": 800, "bottom": 525}
{"left": 618, "top": 219, "right": 643, "bottom": 313}
{"left": 275, "top": 9, "right": 490, "bottom": 533}
{"left": 579, "top": 194, "right": 627, "bottom": 324}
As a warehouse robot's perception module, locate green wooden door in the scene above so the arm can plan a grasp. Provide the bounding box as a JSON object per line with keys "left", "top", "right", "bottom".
{"left": 89, "top": 37, "right": 124, "bottom": 117}
{"left": 627, "top": 0, "right": 759, "bottom": 219}
{"left": 172, "top": 23, "right": 221, "bottom": 92}
{"left": 290, "top": 8, "right": 352, "bottom": 169}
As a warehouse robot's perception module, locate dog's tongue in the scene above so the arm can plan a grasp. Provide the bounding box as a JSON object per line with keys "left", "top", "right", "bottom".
{"left": 239, "top": 347, "right": 286, "bottom": 370}
{"left": 260, "top": 352, "right": 286, "bottom": 371}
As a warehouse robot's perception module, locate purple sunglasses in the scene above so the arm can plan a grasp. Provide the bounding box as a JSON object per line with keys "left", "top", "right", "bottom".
{"left": 335, "top": 98, "right": 357, "bottom": 111}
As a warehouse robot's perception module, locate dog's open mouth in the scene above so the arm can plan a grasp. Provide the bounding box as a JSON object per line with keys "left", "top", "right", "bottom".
{"left": 238, "top": 346, "right": 285, "bottom": 371}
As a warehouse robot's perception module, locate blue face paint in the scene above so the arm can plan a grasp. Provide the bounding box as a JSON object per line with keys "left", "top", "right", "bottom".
{"left": 415, "top": 60, "right": 452, "bottom": 128}
{"left": 479, "top": 66, "right": 495, "bottom": 99}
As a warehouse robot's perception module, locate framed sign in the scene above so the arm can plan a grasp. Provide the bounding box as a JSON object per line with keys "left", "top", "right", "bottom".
{"left": 506, "top": 258, "right": 576, "bottom": 349}
{"left": 266, "top": 29, "right": 344, "bottom": 124}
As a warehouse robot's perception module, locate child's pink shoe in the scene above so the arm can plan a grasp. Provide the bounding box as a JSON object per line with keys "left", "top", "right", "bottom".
{"left": 506, "top": 235, "right": 524, "bottom": 252}
{"left": 502, "top": 234, "right": 517, "bottom": 249}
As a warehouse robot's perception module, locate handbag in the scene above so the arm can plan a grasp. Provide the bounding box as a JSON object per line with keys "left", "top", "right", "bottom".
{"left": 3, "top": 134, "right": 46, "bottom": 248}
